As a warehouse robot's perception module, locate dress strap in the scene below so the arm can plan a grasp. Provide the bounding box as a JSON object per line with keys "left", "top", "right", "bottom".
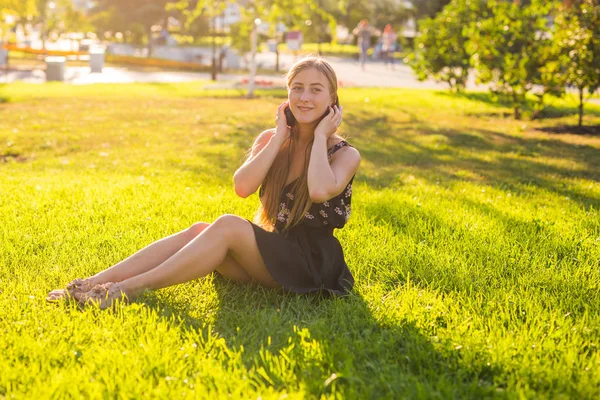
{"left": 327, "top": 140, "right": 351, "bottom": 158}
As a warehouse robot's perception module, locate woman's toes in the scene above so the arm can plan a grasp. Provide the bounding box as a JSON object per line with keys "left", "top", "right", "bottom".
{"left": 46, "top": 289, "right": 67, "bottom": 302}
{"left": 73, "top": 291, "right": 86, "bottom": 303}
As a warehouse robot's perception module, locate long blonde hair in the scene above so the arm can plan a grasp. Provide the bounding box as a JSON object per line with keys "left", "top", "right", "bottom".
{"left": 255, "top": 57, "right": 339, "bottom": 232}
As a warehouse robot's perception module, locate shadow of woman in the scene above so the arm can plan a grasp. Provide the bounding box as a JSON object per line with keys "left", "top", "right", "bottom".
{"left": 143, "top": 275, "right": 505, "bottom": 398}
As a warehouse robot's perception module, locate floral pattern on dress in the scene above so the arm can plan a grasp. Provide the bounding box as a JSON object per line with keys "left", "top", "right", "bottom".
{"left": 277, "top": 202, "right": 290, "bottom": 222}
{"left": 345, "top": 185, "right": 352, "bottom": 198}
{"left": 269, "top": 140, "right": 354, "bottom": 232}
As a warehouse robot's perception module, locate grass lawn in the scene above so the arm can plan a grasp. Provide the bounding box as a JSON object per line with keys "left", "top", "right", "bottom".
{"left": 1, "top": 83, "right": 599, "bottom": 399}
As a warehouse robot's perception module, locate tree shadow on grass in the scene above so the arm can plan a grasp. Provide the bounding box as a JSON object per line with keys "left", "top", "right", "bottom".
{"left": 436, "top": 90, "right": 513, "bottom": 108}
{"left": 361, "top": 197, "right": 599, "bottom": 317}
{"left": 145, "top": 282, "right": 506, "bottom": 398}
{"left": 537, "top": 125, "right": 600, "bottom": 136}
{"left": 348, "top": 109, "right": 600, "bottom": 210}
{"left": 436, "top": 90, "right": 600, "bottom": 119}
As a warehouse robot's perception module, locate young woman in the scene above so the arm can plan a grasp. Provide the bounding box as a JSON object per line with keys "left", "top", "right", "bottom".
{"left": 381, "top": 24, "right": 398, "bottom": 70}
{"left": 352, "top": 20, "right": 379, "bottom": 71}
{"left": 46, "top": 57, "right": 361, "bottom": 309}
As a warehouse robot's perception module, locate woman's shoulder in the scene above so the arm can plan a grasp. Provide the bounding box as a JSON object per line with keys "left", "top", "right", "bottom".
{"left": 256, "top": 128, "right": 276, "bottom": 143}
{"left": 251, "top": 129, "right": 276, "bottom": 153}
{"left": 327, "top": 137, "right": 359, "bottom": 155}
{"left": 327, "top": 138, "right": 361, "bottom": 170}
{"left": 327, "top": 136, "right": 347, "bottom": 149}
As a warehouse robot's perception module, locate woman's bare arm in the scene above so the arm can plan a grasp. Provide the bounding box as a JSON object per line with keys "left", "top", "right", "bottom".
{"left": 308, "top": 136, "right": 360, "bottom": 203}
{"left": 307, "top": 106, "right": 360, "bottom": 203}
{"left": 233, "top": 102, "right": 291, "bottom": 198}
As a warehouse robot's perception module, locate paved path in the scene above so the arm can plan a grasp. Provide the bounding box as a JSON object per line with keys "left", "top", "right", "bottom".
{"left": 1, "top": 53, "right": 485, "bottom": 90}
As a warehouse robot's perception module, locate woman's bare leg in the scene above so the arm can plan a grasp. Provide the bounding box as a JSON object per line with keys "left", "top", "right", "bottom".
{"left": 80, "top": 215, "right": 279, "bottom": 307}
{"left": 47, "top": 221, "right": 254, "bottom": 300}
{"left": 89, "top": 222, "right": 211, "bottom": 284}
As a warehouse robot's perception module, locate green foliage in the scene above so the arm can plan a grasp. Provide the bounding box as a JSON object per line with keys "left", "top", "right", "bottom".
{"left": 298, "top": 0, "right": 338, "bottom": 45}
{"left": 226, "top": 0, "right": 337, "bottom": 54}
{"left": 411, "top": 0, "right": 453, "bottom": 21}
{"left": 165, "top": 0, "right": 224, "bottom": 40}
{"left": 466, "top": 0, "right": 557, "bottom": 119}
{"left": 334, "top": 0, "right": 410, "bottom": 42}
{"left": 89, "top": 0, "right": 171, "bottom": 46}
{"left": 409, "top": 0, "right": 480, "bottom": 92}
{"left": 550, "top": 0, "right": 600, "bottom": 127}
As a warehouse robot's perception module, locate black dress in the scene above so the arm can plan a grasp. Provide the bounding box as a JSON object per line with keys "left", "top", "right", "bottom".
{"left": 248, "top": 140, "right": 355, "bottom": 296}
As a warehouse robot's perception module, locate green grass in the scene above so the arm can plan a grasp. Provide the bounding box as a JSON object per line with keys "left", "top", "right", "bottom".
{"left": 1, "top": 83, "right": 600, "bottom": 399}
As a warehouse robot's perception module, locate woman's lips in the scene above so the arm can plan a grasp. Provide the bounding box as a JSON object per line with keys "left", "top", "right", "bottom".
{"left": 297, "top": 106, "right": 313, "bottom": 112}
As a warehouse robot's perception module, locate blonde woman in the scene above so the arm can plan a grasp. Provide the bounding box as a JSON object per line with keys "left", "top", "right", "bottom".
{"left": 47, "top": 57, "right": 361, "bottom": 308}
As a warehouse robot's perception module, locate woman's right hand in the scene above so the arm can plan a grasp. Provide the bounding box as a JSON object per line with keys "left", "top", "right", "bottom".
{"left": 274, "top": 101, "right": 291, "bottom": 140}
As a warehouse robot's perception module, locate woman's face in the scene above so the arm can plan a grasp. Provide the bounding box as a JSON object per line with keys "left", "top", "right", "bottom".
{"left": 288, "top": 67, "right": 334, "bottom": 125}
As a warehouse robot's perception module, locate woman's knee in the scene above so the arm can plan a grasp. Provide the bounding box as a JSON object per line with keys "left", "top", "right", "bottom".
{"left": 211, "top": 214, "right": 249, "bottom": 241}
{"left": 212, "top": 214, "right": 245, "bottom": 229}
{"left": 188, "top": 222, "right": 210, "bottom": 237}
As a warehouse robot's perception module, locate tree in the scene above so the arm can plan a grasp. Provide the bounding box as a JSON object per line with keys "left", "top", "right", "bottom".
{"left": 90, "top": 0, "right": 171, "bottom": 57}
{"left": 411, "top": 0, "right": 453, "bottom": 24}
{"left": 62, "top": 2, "right": 92, "bottom": 50}
{"left": 372, "top": 0, "right": 411, "bottom": 30}
{"left": 225, "top": 0, "right": 336, "bottom": 98}
{"left": 300, "top": 0, "right": 338, "bottom": 51}
{"left": 551, "top": 0, "right": 600, "bottom": 127}
{"left": 166, "top": 0, "right": 229, "bottom": 80}
{"left": 335, "top": 0, "right": 410, "bottom": 38}
{"left": 0, "top": 0, "right": 37, "bottom": 42}
{"left": 466, "top": 0, "right": 556, "bottom": 119}
{"left": 165, "top": 0, "right": 210, "bottom": 39}
{"left": 336, "top": 0, "right": 374, "bottom": 36}
{"left": 34, "top": 0, "right": 69, "bottom": 51}
{"left": 409, "top": 0, "right": 483, "bottom": 92}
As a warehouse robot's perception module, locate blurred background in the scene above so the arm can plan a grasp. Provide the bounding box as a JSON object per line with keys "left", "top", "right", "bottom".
{"left": 0, "top": 0, "right": 598, "bottom": 125}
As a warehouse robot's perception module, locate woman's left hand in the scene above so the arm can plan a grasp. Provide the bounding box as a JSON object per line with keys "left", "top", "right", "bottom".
{"left": 315, "top": 105, "right": 343, "bottom": 140}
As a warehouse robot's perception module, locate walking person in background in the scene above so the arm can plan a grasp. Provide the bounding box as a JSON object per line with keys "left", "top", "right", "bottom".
{"left": 352, "top": 20, "right": 379, "bottom": 71}
{"left": 381, "top": 24, "right": 398, "bottom": 70}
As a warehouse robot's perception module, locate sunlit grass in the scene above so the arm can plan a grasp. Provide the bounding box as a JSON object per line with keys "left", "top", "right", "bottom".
{"left": 1, "top": 83, "right": 599, "bottom": 399}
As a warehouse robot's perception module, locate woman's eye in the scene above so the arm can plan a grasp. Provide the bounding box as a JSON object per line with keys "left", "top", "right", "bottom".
{"left": 292, "top": 87, "right": 302, "bottom": 91}
{"left": 312, "top": 89, "right": 321, "bottom": 93}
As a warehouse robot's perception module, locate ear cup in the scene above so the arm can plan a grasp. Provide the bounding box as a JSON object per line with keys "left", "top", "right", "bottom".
{"left": 284, "top": 106, "right": 296, "bottom": 126}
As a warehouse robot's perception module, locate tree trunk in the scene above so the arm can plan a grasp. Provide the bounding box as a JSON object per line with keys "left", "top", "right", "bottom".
{"left": 146, "top": 26, "right": 153, "bottom": 58}
{"left": 41, "top": 18, "right": 47, "bottom": 53}
{"left": 513, "top": 92, "right": 521, "bottom": 120}
{"left": 578, "top": 87, "right": 584, "bottom": 128}
{"left": 247, "top": 22, "right": 257, "bottom": 99}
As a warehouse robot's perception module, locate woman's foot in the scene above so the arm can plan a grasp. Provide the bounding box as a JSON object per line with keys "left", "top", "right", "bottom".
{"left": 46, "top": 277, "right": 96, "bottom": 302}
{"left": 77, "top": 282, "right": 129, "bottom": 310}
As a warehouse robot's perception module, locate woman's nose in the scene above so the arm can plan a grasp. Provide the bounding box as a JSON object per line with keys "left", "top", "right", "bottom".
{"left": 300, "top": 90, "right": 311, "bottom": 102}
